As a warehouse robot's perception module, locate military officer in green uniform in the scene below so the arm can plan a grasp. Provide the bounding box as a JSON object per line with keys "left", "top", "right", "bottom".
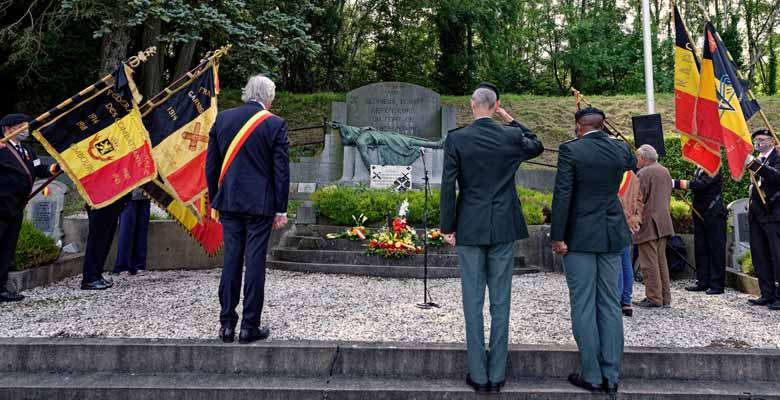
{"left": 440, "top": 82, "right": 543, "bottom": 393}
{"left": 551, "top": 108, "right": 636, "bottom": 394}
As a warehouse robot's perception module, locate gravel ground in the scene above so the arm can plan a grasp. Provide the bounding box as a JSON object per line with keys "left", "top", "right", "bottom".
{"left": 0, "top": 270, "right": 777, "bottom": 348}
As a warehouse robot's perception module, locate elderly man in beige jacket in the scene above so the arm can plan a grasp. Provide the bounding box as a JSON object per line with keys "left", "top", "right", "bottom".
{"left": 633, "top": 144, "right": 675, "bottom": 308}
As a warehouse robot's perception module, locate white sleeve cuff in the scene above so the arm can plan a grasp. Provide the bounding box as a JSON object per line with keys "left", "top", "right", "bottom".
{"left": 275, "top": 213, "right": 287, "bottom": 217}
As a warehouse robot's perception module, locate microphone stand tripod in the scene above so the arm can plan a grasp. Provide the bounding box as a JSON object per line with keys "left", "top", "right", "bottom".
{"left": 416, "top": 148, "right": 439, "bottom": 309}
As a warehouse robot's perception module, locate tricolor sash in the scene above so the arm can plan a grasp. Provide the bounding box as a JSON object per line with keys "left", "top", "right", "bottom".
{"left": 218, "top": 109, "right": 273, "bottom": 185}
{"left": 618, "top": 171, "right": 633, "bottom": 197}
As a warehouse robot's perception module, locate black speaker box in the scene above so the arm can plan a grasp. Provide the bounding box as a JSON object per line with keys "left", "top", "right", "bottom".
{"left": 632, "top": 113, "right": 665, "bottom": 156}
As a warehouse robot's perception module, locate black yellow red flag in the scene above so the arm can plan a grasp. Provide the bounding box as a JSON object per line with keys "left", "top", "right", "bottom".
{"left": 32, "top": 64, "right": 156, "bottom": 208}
{"left": 141, "top": 181, "right": 223, "bottom": 255}
{"left": 695, "top": 22, "right": 756, "bottom": 180}
{"left": 143, "top": 64, "right": 219, "bottom": 205}
{"left": 673, "top": 4, "right": 721, "bottom": 175}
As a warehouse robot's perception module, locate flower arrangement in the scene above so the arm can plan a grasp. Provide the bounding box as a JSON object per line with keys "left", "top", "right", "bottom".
{"left": 426, "top": 229, "right": 446, "bottom": 247}
{"left": 325, "top": 214, "right": 369, "bottom": 241}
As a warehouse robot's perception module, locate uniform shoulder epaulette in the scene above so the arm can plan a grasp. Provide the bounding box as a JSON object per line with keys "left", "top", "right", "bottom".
{"left": 446, "top": 126, "right": 466, "bottom": 135}
{"left": 562, "top": 137, "right": 579, "bottom": 144}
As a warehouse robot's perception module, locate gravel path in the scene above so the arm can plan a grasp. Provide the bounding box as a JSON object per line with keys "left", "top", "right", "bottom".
{"left": 0, "top": 270, "right": 777, "bottom": 348}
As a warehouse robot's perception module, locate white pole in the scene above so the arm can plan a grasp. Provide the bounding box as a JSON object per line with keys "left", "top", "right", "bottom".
{"left": 641, "top": 0, "right": 656, "bottom": 114}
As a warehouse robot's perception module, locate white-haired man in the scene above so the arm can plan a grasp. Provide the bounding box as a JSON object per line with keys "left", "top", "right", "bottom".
{"left": 206, "top": 74, "right": 289, "bottom": 344}
{"left": 633, "top": 144, "right": 674, "bottom": 308}
{"left": 440, "top": 82, "right": 543, "bottom": 393}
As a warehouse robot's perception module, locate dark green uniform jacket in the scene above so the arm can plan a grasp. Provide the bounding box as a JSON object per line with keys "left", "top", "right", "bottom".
{"left": 439, "top": 118, "right": 544, "bottom": 246}
{"left": 550, "top": 131, "right": 636, "bottom": 253}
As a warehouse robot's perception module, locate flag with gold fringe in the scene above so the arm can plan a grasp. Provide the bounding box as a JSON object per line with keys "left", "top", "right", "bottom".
{"left": 694, "top": 22, "right": 758, "bottom": 180}
{"left": 143, "top": 63, "right": 219, "bottom": 205}
{"left": 672, "top": 4, "right": 721, "bottom": 175}
{"left": 31, "top": 64, "right": 156, "bottom": 208}
{"left": 141, "top": 180, "right": 223, "bottom": 255}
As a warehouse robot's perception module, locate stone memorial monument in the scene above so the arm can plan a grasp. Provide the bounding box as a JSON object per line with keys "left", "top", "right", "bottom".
{"left": 24, "top": 180, "right": 68, "bottom": 240}
{"left": 314, "top": 82, "right": 457, "bottom": 187}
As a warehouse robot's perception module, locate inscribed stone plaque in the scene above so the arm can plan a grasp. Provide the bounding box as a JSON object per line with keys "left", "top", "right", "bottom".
{"left": 298, "top": 183, "right": 316, "bottom": 193}
{"left": 370, "top": 165, "right": 412, "bottom": 192}
{"left": 729, "top": 198, "right": 750, "bottom": 268}
{"left": 24, "top": 180, "right": 67, "bottom": 239}
{"left": 346, "top": 82, "right": 441, "bottom": 139}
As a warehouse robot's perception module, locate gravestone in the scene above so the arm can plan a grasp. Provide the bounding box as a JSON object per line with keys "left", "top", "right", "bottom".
{"left": 318, "top": 82, "right": 456, "bottom": 187}
{"left": 24, "top": 180, "right": 68, "bottom": 239}
{"left": 728, "top": 198, "right": 750, "bottom": 269}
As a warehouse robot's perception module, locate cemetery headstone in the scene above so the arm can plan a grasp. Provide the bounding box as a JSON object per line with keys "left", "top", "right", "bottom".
{"left": 24, "top": 180, "right": 68, "bottom": 239}
{"left": 728, "top": 198, "right": 749, "bottom": 269}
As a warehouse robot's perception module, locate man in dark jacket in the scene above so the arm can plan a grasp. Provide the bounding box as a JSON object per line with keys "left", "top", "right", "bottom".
{"left": 206, "top": 74, "right": 290, "bottom": 343}
{"left": 0, "top": 113, "right": 58, "bottom": 302}
{"left": 551, "top": 108, "right": 636, "bottom": 394}
{"left": 673, "top": 169, "right": 727, "bottom": 295}
{"left": 746, "top": 129, "right": 780, "bottom": 310}
{"left": 440, "top": 82, "right": 543, "bottom": 393}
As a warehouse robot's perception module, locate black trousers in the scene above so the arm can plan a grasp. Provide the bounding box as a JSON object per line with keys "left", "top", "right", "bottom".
{"left": 82, "top": 199, "right": 127, "bottom": 284}
{"left": 219, "top": 211, "right": 273, "bottom": 330}
{"left": 0, "top": 213, "right": 24, "bottom": 291}
{"left": 693, "top": 215, "right": 727, "bottom": 291}
{"left": 750, "top": 220, "right": 780, "bottom": 300}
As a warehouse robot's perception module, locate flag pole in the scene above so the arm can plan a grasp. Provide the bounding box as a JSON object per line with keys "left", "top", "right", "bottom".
{"left": 641, "top": 0, "right": 656, "bottom": 114}
{"left": 0, "top": 47, "right": 158, "bottom": 145}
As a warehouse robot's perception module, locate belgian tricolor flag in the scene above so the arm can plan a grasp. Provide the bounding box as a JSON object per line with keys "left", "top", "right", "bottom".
{"left": 32, "top": 64, "right": 156, "bottom": 208}
{"left": 141, "top": 181, "right": 223, "bottom": 255}
{"left": 143, "top": 64, "right": 219, "bottom": 205}
{"left": 673, "top": 5, "right": 721, "bottom": 175}
{"left": 695, "top": 22, "right": 760, "bottom": 180}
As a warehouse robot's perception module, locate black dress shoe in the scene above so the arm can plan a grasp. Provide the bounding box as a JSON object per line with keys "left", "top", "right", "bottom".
{"left": 602, "top": 378, "right": 619, "bottom": 394}
{"left": 621, "top": 304, "right": 633, "bottom": 317}
{"left": 81, "top": 280, "right": 111, "bottom": 290}
{"left": 706, "top": 289, "right": 724, "bottom": 295}
{"left": 768, "top": 301, "right": 780, "bottom": 310}
{"left": 685, "top": 285, "right": 708, "bottom": 292}
{"left": 99, "top": 278, "right": 114, "bottom": 288}
{"left": 488, "top": 380, "right": 504, "bottom": 393}
{"left": 748, "top": 297, "right": 774, "bottom": 306}
{"left": 568, "top": 374, "right": 602, "bottom": 392}
{"left": 239, "top": 327, "right": 270, "bottom": 344}
{"left": 219, "top": 326, "right": 235, "bottom": 343}
{"left": 633, "top": 298, "right": 661, "bottom": 308}
{"left": 0, "top": 291, "right": 24, "bottom": 302}
{"left": 466, "top": 374, "right": 489, "bottom": 393}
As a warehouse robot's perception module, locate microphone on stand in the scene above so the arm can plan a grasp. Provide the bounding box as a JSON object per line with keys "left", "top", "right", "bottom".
{"left": 416, "top": 145, "right": 439, "bottom": 310}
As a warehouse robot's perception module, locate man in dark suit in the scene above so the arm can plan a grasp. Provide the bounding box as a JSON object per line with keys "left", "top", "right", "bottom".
{"left": 206, "top": 74, "right": 290, "bottom": 343}
{"left": 440, "top": 82, "right": 543, "bottom": 393}
{"left": 551, "top": 108, "right": 636, "bottom": 394}
{"left": 0, "top": 113, "right": 58, "bottom": 302}
{"left": 746, "top": 129, "right": 780, "bottom": 310}
{"left": 673, "top": 169, "right": 727, "bottom": 295}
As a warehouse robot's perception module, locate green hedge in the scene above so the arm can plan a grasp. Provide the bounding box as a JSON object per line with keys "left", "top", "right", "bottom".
{"left": 14, "top": 221, "right": 60, "bottom": 271}
{"left": 660, "top": 137, "right": 749, "bottom": 205}
{"left": 311, "top": 185, "right": 550, "bottom": 226}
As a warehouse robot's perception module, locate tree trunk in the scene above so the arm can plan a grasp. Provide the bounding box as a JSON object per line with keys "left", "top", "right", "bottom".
{"left": 174, "top": 40, "right": 199, "bottom": 79}
{"left": 141, "top": 17, "right": 162, "bottom": 99}
{"left": 98, "top": 27, "right": 132, "bottom": 76}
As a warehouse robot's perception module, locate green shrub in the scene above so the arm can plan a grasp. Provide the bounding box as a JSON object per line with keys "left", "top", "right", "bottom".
{"left": 669, "top": 198, "right": 693, "bottom": 234}
{"left": 661, "top": 137, "right": 749, "bottom": 205}
{"left": 13, "top": 221, "right": 60, "bottom": 271}
{"left": 312, "top": 185, "right": 550, "bottom": 226}
{"left": 739, "top": 251, "right": 755, "bottom": 277}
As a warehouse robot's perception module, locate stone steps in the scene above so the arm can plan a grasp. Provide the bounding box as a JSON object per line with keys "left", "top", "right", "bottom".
{"left": 2, "top": 373, "right": 778, "bottom": 400}
{"left": 1, "top": 339, "right": 778, "bottom": 400}
{"left": 271, "top": 249, "right": 524, "bottom": 269}
{"left": 267, "top": 260, "right": 539, "bottom": 278}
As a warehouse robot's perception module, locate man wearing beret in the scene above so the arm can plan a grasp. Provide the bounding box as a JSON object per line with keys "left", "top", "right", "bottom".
{"left": 745, "top": 129, "right": 780, "bottom": 310}
{"left": 0, "top": 113, "right": 58, "bottom": 302}
{"left": 673, "top": 168, "right": 727, "bottom": 295}
{"left": 440, "top": 82, "right": 543, "bottom": 393}
{"left": 551, "top": 107, "right": 635, "bottom": 394}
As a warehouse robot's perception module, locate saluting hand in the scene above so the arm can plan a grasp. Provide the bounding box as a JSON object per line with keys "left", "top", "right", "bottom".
{"left": 495, "top": 108, "right": 514, "bottom": 124}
